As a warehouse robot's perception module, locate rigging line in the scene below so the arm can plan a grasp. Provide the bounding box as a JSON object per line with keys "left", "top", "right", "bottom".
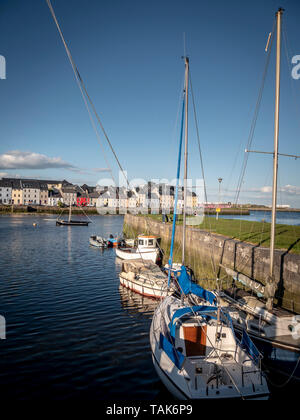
{"left": 76, "top": 70, "right": 130, "bottom": 188}
{"left": 189, "top": 71, "right": 217, "bottom": 277}
{"left": 233, "top": 169, "right": 273, "bottom": 277}
{"left": 189, "top": 71, "right": 207, "bottom": 203}
{"left": 46, "top": 0, "right": 117, "bottom": 186}
{"left": 234, "top": 19, "right": 276, "bottom": 205}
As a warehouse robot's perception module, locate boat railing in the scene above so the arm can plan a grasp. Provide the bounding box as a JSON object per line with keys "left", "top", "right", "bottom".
{"left": 137, "top": 273, "right": 156, "bottom": 287}
{"left": 241, "top": 358, "right": 263, "bottom": 387}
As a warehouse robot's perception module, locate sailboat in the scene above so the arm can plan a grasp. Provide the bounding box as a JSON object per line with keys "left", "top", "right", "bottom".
{"left": 56, "top": 201, "right": 90, "bottom": 226}
{"left": 149, "top": 57, "right": 269, "bottom": 399}
{"left": 219, "top": 8, "right": 300, "bottom": 382}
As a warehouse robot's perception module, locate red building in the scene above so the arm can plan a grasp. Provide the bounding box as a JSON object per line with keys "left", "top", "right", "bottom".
{"left": 77, "top": 196, "right": 90, "bottom": 207}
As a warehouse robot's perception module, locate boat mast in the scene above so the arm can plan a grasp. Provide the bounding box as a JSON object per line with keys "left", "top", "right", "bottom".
{"left": 68, "top": 198, "right": 72, "bottom": 222}
{"left": 267, "top": 8, "right": 283, "bottom": 310}
{"left": 182, "top": 56, "right": 189, "bottom": 265}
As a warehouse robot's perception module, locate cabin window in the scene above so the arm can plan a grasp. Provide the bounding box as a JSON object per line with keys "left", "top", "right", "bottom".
{"left": 148, "top": 239, "right": 154, "bottom": 246}
{"left": 138, "top": 239, "right": 144, "bottom": 246}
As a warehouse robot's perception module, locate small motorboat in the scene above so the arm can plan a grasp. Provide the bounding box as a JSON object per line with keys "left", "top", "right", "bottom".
{"left": 89, "top": 235, "right": 107, "bottom": 248}
{"left": 119, "top": 259, "right": 174, "bottom": 299}
{"left": 116, "top": 235, "right": 161, "bottom": 263}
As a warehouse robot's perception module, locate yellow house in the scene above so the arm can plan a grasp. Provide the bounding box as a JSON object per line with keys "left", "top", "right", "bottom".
{"left": 46, "top": 181, "right": 63, "bottom": 191}
{"left": 192, "top": 193, "right": 198, "bottom": 208}
{"left": 11, "top": 180, "right": 24, "bottom": 205}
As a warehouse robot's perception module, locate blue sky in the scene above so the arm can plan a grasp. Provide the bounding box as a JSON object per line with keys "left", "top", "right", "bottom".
{"left": 0, "top": 0, "right": 300, "bottom": 206}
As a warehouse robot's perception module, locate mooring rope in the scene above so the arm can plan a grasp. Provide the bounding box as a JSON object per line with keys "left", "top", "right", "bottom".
{"left": 46, "top": 0, "right": 117, "bottom": 186}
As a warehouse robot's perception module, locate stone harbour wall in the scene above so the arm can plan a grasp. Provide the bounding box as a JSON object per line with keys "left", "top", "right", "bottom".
{"left": 124, "top": 214, "right": 300, "bottom": 312}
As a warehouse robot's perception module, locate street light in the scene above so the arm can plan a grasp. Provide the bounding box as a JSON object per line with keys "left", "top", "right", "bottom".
{"left": 216, "top": 178, "right": 223, "bottom": 220}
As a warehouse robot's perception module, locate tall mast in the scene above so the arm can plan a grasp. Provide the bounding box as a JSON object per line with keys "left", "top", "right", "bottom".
{"left": 68, "top": 197, "right": 72, "bottom": 222}
{"left": 267, "top": 8, "right": 283, "bottom": 310}
{"left": 182, "top": 56, "right": 189, "bottom": 265}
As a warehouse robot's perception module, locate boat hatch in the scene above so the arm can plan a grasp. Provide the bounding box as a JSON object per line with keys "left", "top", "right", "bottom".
{"left": 183, "top": 325, "right": 207, "bottom": 357}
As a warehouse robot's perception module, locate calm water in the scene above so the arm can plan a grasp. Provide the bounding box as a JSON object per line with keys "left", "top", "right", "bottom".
{"left": 0, "top": 214, "right": 167, "bottom": 400}
{"left": 213, "top": 210, "right": 300, "bottom": 225}
{"left": 0, "top": 214, "right": 297, "bottom": 401}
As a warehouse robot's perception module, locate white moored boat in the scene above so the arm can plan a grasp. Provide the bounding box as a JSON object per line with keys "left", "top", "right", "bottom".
{"left": 150, "top": 56, "right": 269, "bottom": 400}
{"left": 116, "top": 235, "right": 161, "bottom": 264}
{"left": 119, "top": 259, "right": 173, "bottom": 299}
{"left": 150, "top": 287, "right": 269, "bottom": 400}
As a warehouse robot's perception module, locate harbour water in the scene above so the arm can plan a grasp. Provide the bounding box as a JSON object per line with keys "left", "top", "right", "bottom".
{"left": 211, "top": 210, "right": 300, "bottom": 226}
{"left": 0, "top": 214, "right": 297, "bottom": 400}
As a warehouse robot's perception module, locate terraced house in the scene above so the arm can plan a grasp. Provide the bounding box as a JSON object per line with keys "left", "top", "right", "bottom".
{"left": 22, "top": 180, "right": 41, "bottom": 205}
{"left": 11, "top": 179, "right": 24, "bottom": 205}
{"left": 39, "top": 181, "right": 48, "bottom": 205}
{"left": 0, "top": 180, "right": 12, "bottom": 204}
{"left": 61, "top": 186, "right": 77, "bottom": 205}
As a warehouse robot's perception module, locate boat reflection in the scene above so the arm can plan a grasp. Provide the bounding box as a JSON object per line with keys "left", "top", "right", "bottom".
{"left": 118, "top": 284, "right": 160, "bottom": 319}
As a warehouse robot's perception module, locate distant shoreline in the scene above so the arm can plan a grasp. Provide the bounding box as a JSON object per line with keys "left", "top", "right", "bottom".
{"left": 246, "top": 207, "right": 300, "bottom": 212}
{"left": 0, "top": 205, "right": 299, "bottom": 215}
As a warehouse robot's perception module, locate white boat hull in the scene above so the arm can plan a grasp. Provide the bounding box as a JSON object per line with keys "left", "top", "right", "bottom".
{"left": 150, "top": 296, "right": 269, "bottom": 400}
{"left": 119, "top": 273, "right": 170, "bottom": 299}
{"left": 116, "top": 247, "right": 159, "bottom": 263}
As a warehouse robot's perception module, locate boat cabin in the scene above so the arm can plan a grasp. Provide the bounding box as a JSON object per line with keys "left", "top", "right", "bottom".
{"left": 137, "top": 235, "right": 160, "bottom": 249}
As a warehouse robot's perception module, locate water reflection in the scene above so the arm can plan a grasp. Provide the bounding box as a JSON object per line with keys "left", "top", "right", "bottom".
{"left": 119, "top": 285, "right": 160, "bottom": 319}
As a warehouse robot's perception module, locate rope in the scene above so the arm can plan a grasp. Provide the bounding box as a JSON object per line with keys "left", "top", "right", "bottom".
{"left": 189, "top": 70, "right": 217, "bottom": 278}
{"left": 46, "top": 0, "right": 117, "bottom": 186}
{"left": 263, "top": 354, "right": 300, "bottom": 388}
{"left": 76, "top": 71, "right": 130, "bottom": 189}
{"left": 234, "top": 19, "right": 276, "bottom": 205}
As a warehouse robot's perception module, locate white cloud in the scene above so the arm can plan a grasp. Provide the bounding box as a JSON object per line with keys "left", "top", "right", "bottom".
{"left": 0, "top": 150, "right": 76, "bottom": 170}
{"left": 248, "top": 185, "right": 300, "bottom": 196}
{"left": 260, "top": 186, "right": 272, "bottom": 193}
{"left": 92, "top": 168, "right": 111, "bottom": 173}
{"left": 279, "top": 185, "right": 300, "bottom": 195}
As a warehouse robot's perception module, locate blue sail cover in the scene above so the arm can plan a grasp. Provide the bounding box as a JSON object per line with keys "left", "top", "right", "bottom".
{"left": 240, "top": 329, "right": 261, "bottom": 365}
{"left": 176, "top": 266, "right": 216, "bottom": 305}
{"left": 159, "top": 333, "right": 185, "bottom": 370}
{"left": 169, "top": 305, "right": 218, "bottom": 339}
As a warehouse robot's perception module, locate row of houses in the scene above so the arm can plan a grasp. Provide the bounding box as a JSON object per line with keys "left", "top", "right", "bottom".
{"left": 0, "top": 178, "right": 199, "bottom": 210}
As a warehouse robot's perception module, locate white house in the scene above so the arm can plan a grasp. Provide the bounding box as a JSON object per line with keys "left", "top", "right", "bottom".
{"left": 48, "top": 188, "right": 63, "bottom": 206}
{"left": 22, "top": 180, "right": 41, "bottom": 205}
{"left": 61, "top": 186, "right": 77, "bottom": 205}
{"left": 0, "top": 180, "right": 12, "bottom": 204}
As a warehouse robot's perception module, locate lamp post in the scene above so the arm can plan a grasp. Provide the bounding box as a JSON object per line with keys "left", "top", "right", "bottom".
{"left": 216, "top": 178, "right": 223, "bottom": 220}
